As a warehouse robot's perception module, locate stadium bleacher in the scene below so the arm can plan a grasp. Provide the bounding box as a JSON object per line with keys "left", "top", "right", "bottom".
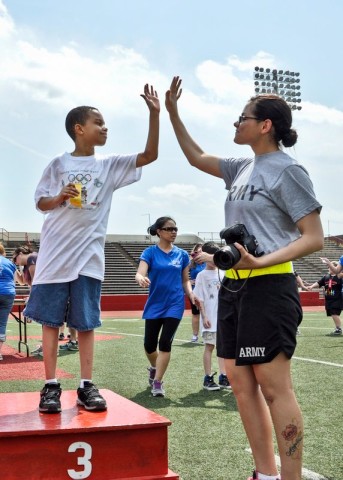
{"left": 2, "top": 233, "right": 343, "bottom": 296}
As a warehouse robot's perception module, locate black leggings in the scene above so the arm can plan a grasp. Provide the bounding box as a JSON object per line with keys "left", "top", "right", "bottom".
{"left": 144, "top": 317, "right": 181, "bottom": 354}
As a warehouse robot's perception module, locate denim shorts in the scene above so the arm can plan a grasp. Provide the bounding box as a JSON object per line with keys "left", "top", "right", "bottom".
{"left": 23, "top": 275, "right": 102, "bottom": 331}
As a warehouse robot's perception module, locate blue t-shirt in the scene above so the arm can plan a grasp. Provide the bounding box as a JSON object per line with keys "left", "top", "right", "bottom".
{"left": 339, "top": 255, "right": 343, "bottom": 268}
{"left": 140, "top": 245, "right": 190, "bottom": 319}
{"left": 0, "top": 256, "right": 16, "bottom": 296}
{"left": 190, "top": 262, "right": 206, "bottom": 288}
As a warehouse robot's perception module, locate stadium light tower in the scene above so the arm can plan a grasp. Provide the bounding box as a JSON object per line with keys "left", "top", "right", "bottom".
{"left": 253, "top": 66, "right": 302, "bottom": 111}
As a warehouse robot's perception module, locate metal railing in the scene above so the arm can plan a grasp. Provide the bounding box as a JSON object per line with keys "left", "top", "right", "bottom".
{"left": 0, "top": 228, "right": 9, "bottom": 244}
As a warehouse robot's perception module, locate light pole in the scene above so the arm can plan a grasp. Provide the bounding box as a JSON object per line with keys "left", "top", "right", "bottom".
{"left": 253, "top": 66, "right": 302, "bottom": 111}
{"left": 142, "top": 213, "right": 151, "bottom": 240}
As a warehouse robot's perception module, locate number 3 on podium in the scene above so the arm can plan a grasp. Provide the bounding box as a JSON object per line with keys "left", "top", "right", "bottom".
{"left": 67, "top": 442, "right": 93, "bottom": 479}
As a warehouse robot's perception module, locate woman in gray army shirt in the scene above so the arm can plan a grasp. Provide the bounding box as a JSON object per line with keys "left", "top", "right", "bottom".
{"left": 165, "top": 76, "right": 324, "bottom": 480}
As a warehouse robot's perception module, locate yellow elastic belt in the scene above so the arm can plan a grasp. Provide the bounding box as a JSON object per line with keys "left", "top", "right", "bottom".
{"left": 225, "top": 261, "right": 293, "bottom": 280}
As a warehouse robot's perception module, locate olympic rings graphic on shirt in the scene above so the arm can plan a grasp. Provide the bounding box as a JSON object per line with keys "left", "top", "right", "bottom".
{"left": 94, "top": 178, "right": 103, "bottom": 188}
{"left": 68, "top": 173, "right": 92, "bottom": 185}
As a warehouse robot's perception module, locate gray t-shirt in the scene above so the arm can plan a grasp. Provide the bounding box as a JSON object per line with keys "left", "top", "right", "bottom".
{"left": 219, "top": 151, "right": 322, "bottom": 255}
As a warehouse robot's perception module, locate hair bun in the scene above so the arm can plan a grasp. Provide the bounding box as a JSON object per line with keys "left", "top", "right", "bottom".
{"left": 148, "top": 224, "right": 158, "bottom": 236}
{"left": 282, "top": 128, "right": 298, "bottom": 148}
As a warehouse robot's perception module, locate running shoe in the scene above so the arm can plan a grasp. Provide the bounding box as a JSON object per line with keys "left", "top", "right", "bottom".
{"left": 331, "top": 327, "right": 342, "bottom": 336}
{"left": 59, "top": 341, "right": 79, "bottom": 351}
{"left": 203, "top": 373, "right": 220, "bottom": 391}
{"left": 218, "top": 374, "right": 232, "bottom": 389}
{"left": 39, "top": 383, "right": 62, "bottom": 413}
{"left": 77, "top": 382, "right": 107, "bottom": 411}
{"left": 247, "top": 470, "right": 281, "bottom": 480}
{"left": 31, "top": 344, "right": 43, "bottom": 356}
{"left": 147, "top": 366, "right": 156, "bottom": 386}
{"left": 151, "top": 380, "right": 165, "bottom": 397}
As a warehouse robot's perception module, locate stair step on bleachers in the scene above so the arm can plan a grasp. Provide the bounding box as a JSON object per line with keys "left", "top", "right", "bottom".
{"left": 0, "top": 389, "right": 179, "bottom": 480}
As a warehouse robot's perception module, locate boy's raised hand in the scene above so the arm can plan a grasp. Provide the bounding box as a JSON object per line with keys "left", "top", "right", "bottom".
{"left": 165, "top": 76, "right": 183, "bottom": 114}
{"left": 140, "top": 84, "right": 160, "bottom": 113}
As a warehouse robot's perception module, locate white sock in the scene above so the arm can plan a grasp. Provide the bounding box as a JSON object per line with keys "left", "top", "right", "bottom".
{"left": 45, "top": 378, "right": 58, "bottom": 385}
{"left": 257, "top": 473, "right": 280, "bottom": 480}
{"left": 80, "top": 379, "right": 92, "bottom": 388}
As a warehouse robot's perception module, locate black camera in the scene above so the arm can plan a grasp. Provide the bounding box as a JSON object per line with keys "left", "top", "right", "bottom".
{"left": 213, "top": 223, "right": 264, "bottom": 270}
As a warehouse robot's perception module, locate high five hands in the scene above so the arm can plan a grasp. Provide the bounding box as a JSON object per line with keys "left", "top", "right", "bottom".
{"left": 140, "top": 84, "right": 160, "bottom": 113}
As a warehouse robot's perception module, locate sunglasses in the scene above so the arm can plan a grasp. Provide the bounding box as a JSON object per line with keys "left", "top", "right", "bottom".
{"left": 160, "top": 227, "right": 178, "bottom": 233}
{"left": 238, "top": 115, "right": 260, "bottom": 124}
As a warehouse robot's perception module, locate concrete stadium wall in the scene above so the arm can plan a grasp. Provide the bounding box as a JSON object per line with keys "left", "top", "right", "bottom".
{"left": 12, "top": 291, "right": 323, "bottom": 313}
{"left": 99, "top": 291, "right": 324, "bottom": 311}
{"left": 299, "top": 291, "right": 324, "bottom": 307}
{"left": 101, "top": 294, "right": 148, "bottom": 311}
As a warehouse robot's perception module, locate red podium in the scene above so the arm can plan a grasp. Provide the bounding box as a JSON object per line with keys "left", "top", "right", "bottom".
{"left": 0, "top": 389, "right": 179, "bottom": 480}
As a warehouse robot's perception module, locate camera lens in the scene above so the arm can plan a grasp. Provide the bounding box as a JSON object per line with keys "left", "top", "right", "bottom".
{"left": 213, "top": 245, "right": 241, "bottom": 270}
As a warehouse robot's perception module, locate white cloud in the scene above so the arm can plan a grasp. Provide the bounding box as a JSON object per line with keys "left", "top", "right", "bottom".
{"left": 0, "top": 1, "right": 14, "bottom": 39}
{"left": 1, "top": 1, "right": 343, "bottom": 236}
{"left": 149, "top": 183, "right": 205, "bottom": 203}
{"left": 299, "top": 101, "right": 343, "bottom": 125}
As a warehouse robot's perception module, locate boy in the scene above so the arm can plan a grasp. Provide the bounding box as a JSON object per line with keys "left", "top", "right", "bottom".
{"left": 24, "top": 84, "right": 160, "bottom": 413}
{"left": 308, "top": 261, "right": 342, "bottom": 335}
{"left": 193, "top": 242, "right": 231, "bottom": 390}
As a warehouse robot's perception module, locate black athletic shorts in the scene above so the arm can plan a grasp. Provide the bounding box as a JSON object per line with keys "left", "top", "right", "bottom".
{"left": 216, "top": 273, "right": 302, "bottom": 366}
{"left": 191, "top": 302, "right": 200, "bottom": 316}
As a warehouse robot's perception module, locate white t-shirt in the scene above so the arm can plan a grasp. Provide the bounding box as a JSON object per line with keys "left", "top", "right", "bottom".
{"left": 193, "top": 268, "right": 223, "bottom": 333}
{"left": 33, "top": 152, "right": 141, "bottom": 284}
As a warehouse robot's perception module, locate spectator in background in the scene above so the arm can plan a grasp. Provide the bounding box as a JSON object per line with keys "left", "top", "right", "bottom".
{"left": 294, "top": 271, "right": 309, "bottom": 291}
{"left": 13, "top": 245, "right": 40, "bottom": 351}
{"left": 320, "top": 255, "right": 343, "bottom": 275}
{"left": 189, "top": 242, "right": 205, "bottom": 342}
{"left": 308, "top": 261, "right": 342, "bottom": 335}
{"left": 12, "top": 245, "right": 38, "bottom": 292}
{"left": 0, "top": 243, "right": 16, "bottom": 360}
{"left": 193, "top": 242, "right": 231, "bottom": 390}
{"left": 135, "top": 216, "right": 194, "bottom": 397}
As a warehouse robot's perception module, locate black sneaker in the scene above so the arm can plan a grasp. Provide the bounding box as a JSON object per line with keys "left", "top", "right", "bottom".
{"left": 59, "top": 341, "right": 79, "bottom": 351}
{"left": 203, "top": 373, "right": 220, "bottom": 391}
{"left": 218, "top": 374, "right": 232, "bottom": 389}
{"left": 331, "top": 327, "right": 342, "bottom": 336}
{"left": 39, "top": 383, "right": 62, "bottom": 413}
{"left": 77, "top": 382, "right": 107, "bottom": 411}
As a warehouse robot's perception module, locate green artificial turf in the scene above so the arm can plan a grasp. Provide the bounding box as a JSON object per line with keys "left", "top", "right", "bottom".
{"left": 1, "top": 311, "right": 342, "bottom": 479}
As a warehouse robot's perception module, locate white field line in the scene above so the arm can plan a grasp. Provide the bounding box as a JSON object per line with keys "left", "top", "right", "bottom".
{"left": 245, "top": 448, "right": 329, "bottom": 480}
{"left": 101, "top": 327, "right": 336, "bottom": 479}
{"left": 293, "top": 356, "right": 343, "bottom": 368}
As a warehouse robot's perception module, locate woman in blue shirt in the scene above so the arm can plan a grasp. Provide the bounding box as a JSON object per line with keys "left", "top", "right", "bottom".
{"left": 0, "top": 243, "right": 16, "bottom": 360}
{"left": 135, "top": 216, "right": 194, "bottom": 397}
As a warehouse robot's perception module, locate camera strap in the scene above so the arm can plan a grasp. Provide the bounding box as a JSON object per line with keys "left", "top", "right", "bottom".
{"left": 218, "top": 269, "right": 252, "bottom": 293}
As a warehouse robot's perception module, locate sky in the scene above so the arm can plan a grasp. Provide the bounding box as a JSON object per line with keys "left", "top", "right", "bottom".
{"left": 1, "top": 0, "right": 343, "bottom": 239}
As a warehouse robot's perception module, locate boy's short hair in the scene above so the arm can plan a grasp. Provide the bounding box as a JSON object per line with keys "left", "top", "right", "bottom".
{"left": 65, "top": 106, "right": 98, "bottom": 141}
{"left": 202, "top": 241, "right": 219, "bottom": 255}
